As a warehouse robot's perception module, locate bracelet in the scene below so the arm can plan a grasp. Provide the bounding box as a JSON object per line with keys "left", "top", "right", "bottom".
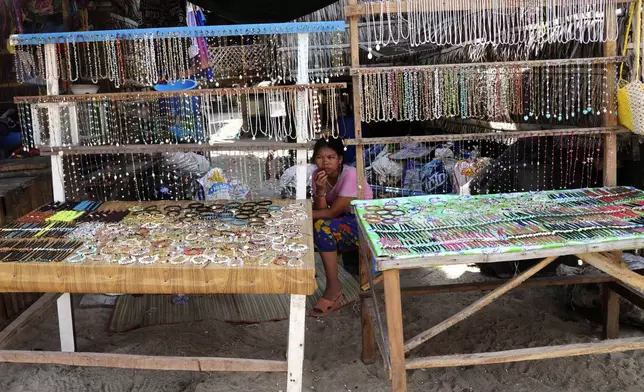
{"left": 315, "top": 193, "right": 326, "bottom": 198}
{"left": 138, "top": 255, "right": 158, "bottom": 265}
{"left": 190, "top": 255, "right": 211, "bottom": 265}
{"left": 169, "top": 255, "right": 187, "bottom": 265}
{"left": 228, "top": 257, "right": 244, "bottom": 267}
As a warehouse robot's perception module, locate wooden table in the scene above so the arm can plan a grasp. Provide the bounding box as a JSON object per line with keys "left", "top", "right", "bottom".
{"left": 353, "top": 187, "right": 644, "bottom": 392}
{"left": 0, "top": 200, "right": 315, "bottom": 392}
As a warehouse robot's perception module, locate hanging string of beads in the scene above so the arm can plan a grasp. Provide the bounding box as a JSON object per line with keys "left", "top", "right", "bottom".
{"left": 355, "top": 57, "right": 622, "bottom": 122}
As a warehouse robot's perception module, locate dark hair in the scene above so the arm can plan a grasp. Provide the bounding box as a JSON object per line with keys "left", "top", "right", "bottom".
{"left": 313, "top": 136, "right": 345, "bottom": 158}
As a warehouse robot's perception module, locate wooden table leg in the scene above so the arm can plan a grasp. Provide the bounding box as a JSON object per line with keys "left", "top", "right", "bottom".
{"left": 287, "top": 294, "right": 306, "bottom": 392}
{"left": 56, "top": 293, "right": 75, "bottom": 352}
{"left": 384, "top": 270, "right": 407, "bottom": 392}
{"left": 360, "top": 246, "right": 377, "bottom": 364}
{"left": 602, "top": 284, "right": 620, "bottom": 339}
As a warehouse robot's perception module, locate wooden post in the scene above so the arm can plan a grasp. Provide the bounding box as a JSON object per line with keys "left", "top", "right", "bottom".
{"left": 44, "top": 43, "right": 76, "bottom": 353}
{"left": 286, "top": 294, "right": 306, "bottom": 392}
{"left": 44, "top": 45, "right": 65, "bottom": 202}
{"left": 383, "top": 270, "right": 407, "bottom": 392}
{"left": 295, "top": 33, "right": 309, "bottom": 201}
{"left": 347, "top": 0, "right": 378, "bottom": 367}
{"left": 603, "top": 0, "right": 618, "bottom": 187}
{"left": 602, "top": 285, "right": 621, "bottom": 339}
{"left": 56, "top": 293, "right": 75, "bottom": 352}
{"left": 348, "top": 0, "right": 365, "bottom": 200}
{"left": 360, "top": 243, "right": 377, "bottom": 364}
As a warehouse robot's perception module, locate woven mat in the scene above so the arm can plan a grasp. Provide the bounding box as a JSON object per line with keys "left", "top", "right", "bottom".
{"left": 108, "top": 254, "right": 359, "bottom": 332}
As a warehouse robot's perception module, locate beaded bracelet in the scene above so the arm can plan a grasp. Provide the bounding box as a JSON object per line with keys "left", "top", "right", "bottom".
{"left": 169, "top": 255, "right": 187, "bottom": 264}
{"left": 138, "top": 255, "right": 158, "bottom": 265}
{"left": 211, "top": 254, "right": 230, "bottom": 264}
{"left": 190, "top": 255, "right": 211, "bottom": 265}
{"left": 258, "top": 255, "right": 274, "bottom": 266}
{"left": 117, "top": 255, "right": 136, "bottom": 265}
{"left": 183, "top": 248, "right": 204, "bottom": 256}
{"left": 231, "top": 219, "right": 248, "bottom": 227}
{"left": 287, "top": 257, "right": 304, "bottom": 267}
{"left": 66, "top": 253, "right": 86, "bottom": 263}
{"left": 288, "top": 243, "right": 309, "bottom": 253}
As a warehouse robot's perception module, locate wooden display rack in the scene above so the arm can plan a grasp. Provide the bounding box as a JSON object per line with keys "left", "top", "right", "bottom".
{"left": 344, "top": 0, "right": 644, "bottom": 391}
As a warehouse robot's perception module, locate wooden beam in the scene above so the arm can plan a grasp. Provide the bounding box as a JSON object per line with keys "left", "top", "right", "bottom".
{"left": 14, "top": 83, "right": 348, "bottom": 103}
{"left": 358, "top": 270, "right": 644, "bottom": 298}
{"left": 346, "top": 0, "right": 632, "bottom": 17}
{"left": 342, "top": 127, "right": 626, "bottom": 147}
{"left": 578, "top": 253, "right": 644, "bottom": 291}
{"left": 38, "top": 141, "right": 315, "bottom": 155}
{"left": 405, "top": 337, "right": 644, "bottom": 369}
{"left": 377, "top": 238, "right": 644, "bottom": 270}
{"left": 345, "top": 1, "right": 512, "bottom": 17}
{"left": 610, "top": 282, "right": 644, "bottom": 310}
{"left": 361, "top": 274, "right": 384, "bottom": 291}
{"left": 351, "top": 57, "right": 626, "bottom": 75}
{"left": 0, "top": 293, "right": 59, "bottom": 349}
{"left": 0, "top": 350, "right": 288, "bottom": 372}
{"left": 404, "top": 257, "right": 557, "bottom": 353}
{"left": 383, "top": 270, "right": 407, "bottom": 391}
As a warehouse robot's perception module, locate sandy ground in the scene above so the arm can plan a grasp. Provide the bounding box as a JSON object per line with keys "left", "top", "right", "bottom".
{"left": 1, "top": 265, "right": 644, "bottom": 392}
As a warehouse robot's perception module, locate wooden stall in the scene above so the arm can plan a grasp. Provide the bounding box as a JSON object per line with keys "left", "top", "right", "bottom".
{"left": 5, "top": 19, "right": 347, "bottom": 392}
{"left": 342, "top": 1, "right": 643, "bottom": 390}
{"left": 354, "top": 187, "right": 644, "bottom": 391}
{"left": 0, "top": 199, "right": 315, "bottom": 390}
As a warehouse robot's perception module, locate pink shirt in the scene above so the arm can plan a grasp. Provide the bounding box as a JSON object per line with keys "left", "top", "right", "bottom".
{"left": 312, "top": 166, "right": 373, "bottom": 213}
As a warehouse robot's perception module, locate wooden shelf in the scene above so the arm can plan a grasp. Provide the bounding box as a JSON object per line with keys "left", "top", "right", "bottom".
{"left": 37, "top": 140, "right": 314, "bottom": 155}
{"left": 343, "top": 127, "right": 627, "bottom": 146}
{"left": 14, "top": 83, "right": 347, "bottom": 104}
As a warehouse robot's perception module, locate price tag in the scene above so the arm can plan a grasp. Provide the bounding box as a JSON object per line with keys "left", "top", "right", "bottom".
{"left": 270, "top": 101, "right": 286, "bottom": 117}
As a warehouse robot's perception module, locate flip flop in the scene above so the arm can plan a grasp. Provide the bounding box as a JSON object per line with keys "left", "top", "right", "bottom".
{"left": 310, "top": 294, "right": 344, "bottom": 317}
